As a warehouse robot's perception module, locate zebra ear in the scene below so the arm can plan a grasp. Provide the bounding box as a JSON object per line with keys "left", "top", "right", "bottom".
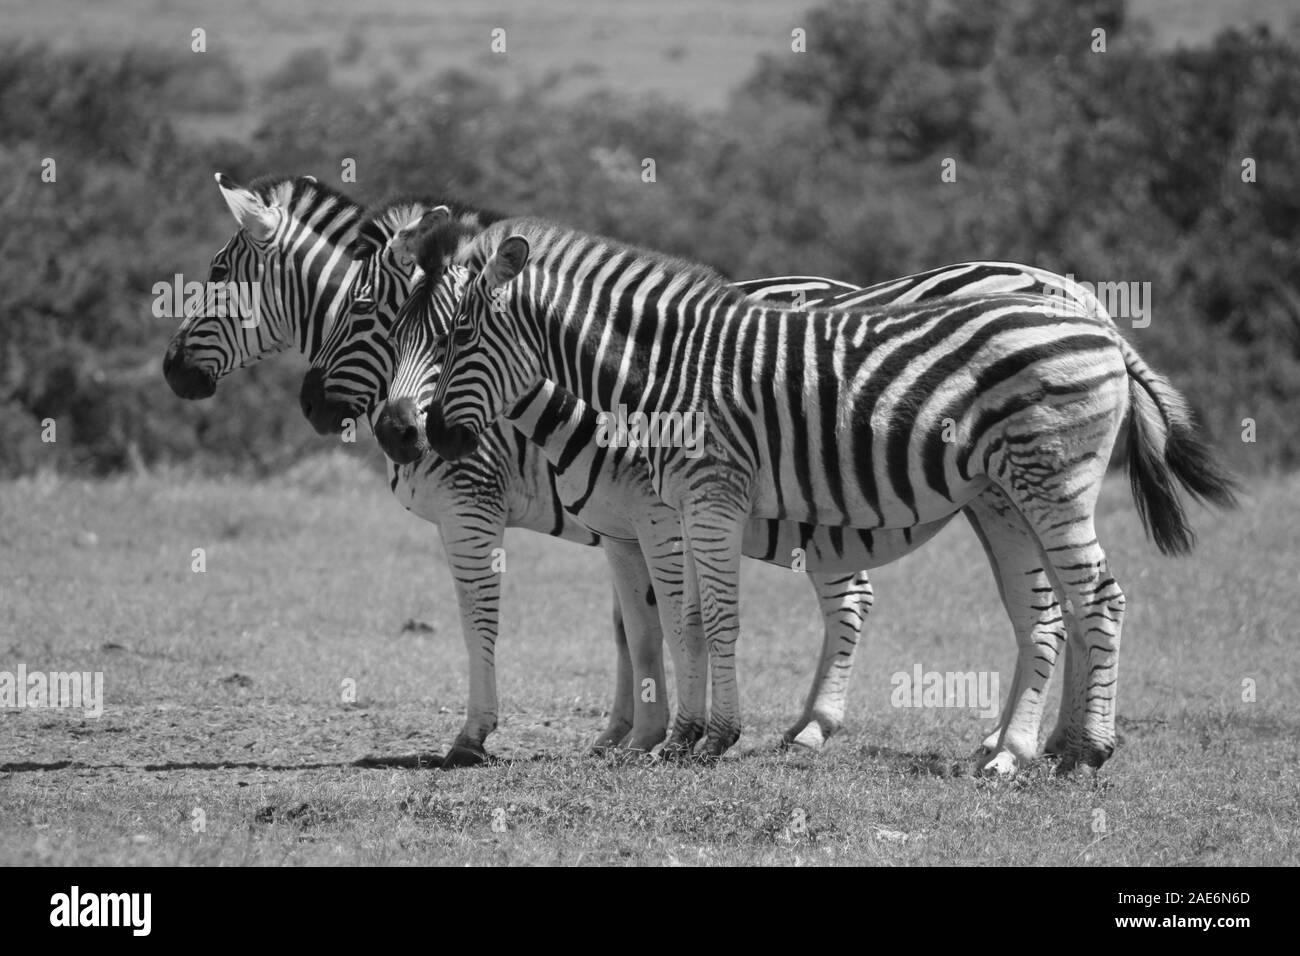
{"left": 417, "top": 205, "right": 453, "bottom": 229}
{"left": 215, "top": 172, "right": 277, "bottom": 240}
{"left": 483, "top": 235, "right": 530, "bottom": 289}
{"left": 390, "top": 205, "right": 454, "bottom": 270}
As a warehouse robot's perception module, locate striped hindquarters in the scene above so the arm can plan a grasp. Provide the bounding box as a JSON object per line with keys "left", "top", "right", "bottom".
{"left": 684, "top": 292, "right": 1130, "bottom": 529}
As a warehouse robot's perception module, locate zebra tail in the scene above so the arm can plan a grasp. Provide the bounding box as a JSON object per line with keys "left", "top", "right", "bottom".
{"left": 1122, "top": 340, "right": 1241, "bottom": 556}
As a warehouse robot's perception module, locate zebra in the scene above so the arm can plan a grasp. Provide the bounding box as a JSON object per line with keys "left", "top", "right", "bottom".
{"left": 326, "top": 206, "right": 1133, "bottom": 771}
{"left": 419, "top": 217, "right": 1239, "bottom": 770}
{"left": 163, "top": 174, "right": 868, "bottom": 762}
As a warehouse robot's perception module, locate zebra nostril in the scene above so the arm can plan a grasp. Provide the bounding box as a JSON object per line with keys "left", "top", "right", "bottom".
{"left": 299, "top": 367, "right": 325, "bottom": 424}
{"left": 400, "top": 424, "right": 418, "bottom": 447}
{"left": 162, "top": 342, "right": 217, "bottom": 400}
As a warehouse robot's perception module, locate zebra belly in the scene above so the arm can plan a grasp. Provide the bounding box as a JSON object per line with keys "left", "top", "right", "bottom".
{"left": 543, "top": 438, "right": 962, "bottom": 575}
{"left": 744, "top": 471, "right": 990, "bottom": 530}
{"left": 740, "top": 511, "right": 956, "bottom": 571}
{"left": 552, "top": 492, "right": 639, "bottom": 541}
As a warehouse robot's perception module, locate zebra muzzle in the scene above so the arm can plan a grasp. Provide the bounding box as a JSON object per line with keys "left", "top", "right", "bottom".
{"left": 375, "top": 397, "right": 429, "bottom": 465}
{"left": 298, "top": 367, "right": 350, "bottom": 435}
{"left": 162, "top": 340, "right": 217, "bottom": 400}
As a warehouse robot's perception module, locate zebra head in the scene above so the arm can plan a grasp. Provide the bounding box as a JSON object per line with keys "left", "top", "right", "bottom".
{"left": 367, "top": 208, "right": 478, "bottom": 463}
{"left": 163, "top": 173, "right": 363, "bottom": 401}
{"left": 299, "top": 201, "right": 445, "bottom": 435}
{"left": 425, "top": 230, "right": 539, "bottom": 462}
{"left": 301, "top": 200, "right": 500, "bottom": 439}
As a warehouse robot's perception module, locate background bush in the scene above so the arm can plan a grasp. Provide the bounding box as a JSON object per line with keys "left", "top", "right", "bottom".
{"left": 2, "top": 0, "right": 1296, "bottom": 478}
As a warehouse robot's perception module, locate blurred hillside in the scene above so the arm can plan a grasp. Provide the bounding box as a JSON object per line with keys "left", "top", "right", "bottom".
{"left": 1, "top": 0, "right": 1298, "bottom": 476}
{"left": 2, "top": 0, "right": 1293, "bottom": 109}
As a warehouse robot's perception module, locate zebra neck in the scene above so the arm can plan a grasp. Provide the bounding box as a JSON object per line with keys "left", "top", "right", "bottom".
{"left": 250, "top": 179, "right": 367, "bottom": 359}
{"left": 504, "top": 380, "right": 602, "bottom": 467}
{"left": 300, "top": 256, "right": 365, "bottom": 359}
{"left": 529, "top": 285, "right": 715, "bottom": 419}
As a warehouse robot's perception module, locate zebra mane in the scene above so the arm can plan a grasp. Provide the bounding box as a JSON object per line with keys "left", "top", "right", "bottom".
{"left": 458, "top": 217, "right": 744, "bottom": 305}
{"left": 243, "top": 173, "right": 367, "bottom": 252}
{"left": 389, "top": 209, "right": 489, "bottom": 338}
{"left": 357, "top": 196, "right": 507, "bottom": 258}
{"left": 245, "top": 174, "right": 360, "bottom": 218}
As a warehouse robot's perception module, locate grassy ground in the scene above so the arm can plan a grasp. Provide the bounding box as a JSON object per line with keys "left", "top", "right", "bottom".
{"left": 1, "top": 456, "right": 1295, "bottom": 865}
{"left": 2, "top": 0, "right": 1295, "bottom": 110}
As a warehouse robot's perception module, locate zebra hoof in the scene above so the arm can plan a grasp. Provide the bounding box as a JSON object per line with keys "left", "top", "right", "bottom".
{"left": 441, "top": 742, "right": 488, "bottom": 770}
{"left": 697, "top": 733, "right": 737, "bottom": 762}
{"left": 1053, "top": 754, "right": 1079, "bottom": 776}
{"left": 658, "top": 736, "right": 697, "bottom": 762}
{"left": 624, "top": 732, "right": 667, "bottom": 757}
{"left": 1052, "top": 738, "right": 1113, "bottom": 776}
{"left": 781, "top": 722, "right": 827, "bottom": 752}
{"left": 600, "top": 746, "right": 652, "bottom": 766}
{"left": 591, "top": 726, "right": 632, "bottom": 754}
{"left": 976, "top": 749, "right": 1021, "bottom": 776}
{"left": 1043, "top": 726, "right": 1069, "bottom": 756}
{"left": 661, "top": 719, "right": 705, "bottom": 761}
{"left": 1053, "top": 752, "right": 1097, "bottom": 776}
{"left": 1079, "top": 740, "right": 1115, "bottom": 769}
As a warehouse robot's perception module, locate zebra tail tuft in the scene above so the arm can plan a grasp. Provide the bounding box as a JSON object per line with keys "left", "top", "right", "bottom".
{"left": 1123, "top": 341, "right": 1241, "bottom": 556}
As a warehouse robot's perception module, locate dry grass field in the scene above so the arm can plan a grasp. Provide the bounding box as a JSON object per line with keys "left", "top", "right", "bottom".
{"left": 2, "top": 457, "right": 1295, "bottom": 865}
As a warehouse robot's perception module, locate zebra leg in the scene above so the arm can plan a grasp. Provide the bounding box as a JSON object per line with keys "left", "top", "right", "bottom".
{"left": 962, "top": 493, "right": 1068, "bottom": 774}
{"left": 437, "top": 514, "right": 507, "bottom": 769}
{"left": 600, "top": 538, "right": 670, "bottom": 753}
{"left": 591, "top": 580, "right": 634, "bottom": 752}
{"left": 1040, "top": 529, "right": 1124, "bottom": 771}
{"left": 680, "top": 502, "right": 748, "bottom": 759}
{"left": 990, "top": 473, "right": 1125, "bottom": 771}
{"left": 645, "top": 533, "right": 709, "bottom": 759}
{"left": 784, "top": 571, "right": 873, "bottom": 750}
{"left": 1043, "top": 527, "right": 1124, "bottom": 772}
